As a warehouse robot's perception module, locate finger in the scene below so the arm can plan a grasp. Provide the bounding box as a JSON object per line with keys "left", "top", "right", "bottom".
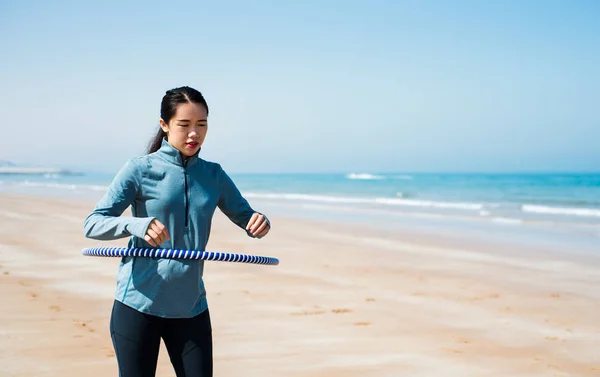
{"left": 147, "top": 229, "right": 160, "bottom": 243}
{"left": 252, "top": 221, "right": 268, "bottom": 236}
{"left": 246, "top": 213, "right": 259, "bottom": 230}
{"left": 144, "top": 235, "right": 157, "bottom": 247}
{"left": 151, "top": 220, "right": 170, "bottom": 241}
{"left": 250, "top": 215, "right": 264, "bottom": 233}
{"left": 150, "top": 221, "right": 163, "bottom": 235}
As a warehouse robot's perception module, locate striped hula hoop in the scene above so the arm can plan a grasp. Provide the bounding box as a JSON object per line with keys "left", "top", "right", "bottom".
{"left": 81, "top": 247, "right": 279, "bottom": 266}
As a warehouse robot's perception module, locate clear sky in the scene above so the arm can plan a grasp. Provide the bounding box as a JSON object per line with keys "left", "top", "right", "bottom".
{"left": 1, "top": 0, "right": 599, "bottom": 174}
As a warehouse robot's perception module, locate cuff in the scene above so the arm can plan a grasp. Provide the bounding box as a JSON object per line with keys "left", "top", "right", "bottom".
{"left": 126, "top": 217, "right": 156, "bottom": 239}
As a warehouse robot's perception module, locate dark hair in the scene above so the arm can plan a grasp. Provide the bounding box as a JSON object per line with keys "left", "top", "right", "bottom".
{"left": 146, "top": 86, "right": 209, "bottom": 154}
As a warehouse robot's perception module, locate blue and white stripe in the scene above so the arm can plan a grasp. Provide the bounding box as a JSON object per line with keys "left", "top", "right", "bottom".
{"left": 81, "top": 247, "right": 279, "bottom": 266}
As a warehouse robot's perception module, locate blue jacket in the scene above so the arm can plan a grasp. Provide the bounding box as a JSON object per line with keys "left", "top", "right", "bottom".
{"left": 83, "top": 138, "right": 268, "bottom": 318}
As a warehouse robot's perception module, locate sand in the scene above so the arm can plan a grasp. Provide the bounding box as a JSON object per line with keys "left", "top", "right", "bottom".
{"left": 0, "top": 193, "right": 599, "bottom": 376}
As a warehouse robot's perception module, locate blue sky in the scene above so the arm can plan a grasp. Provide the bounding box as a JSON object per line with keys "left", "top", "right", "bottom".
{"left": 1, "top": 0, "right": 599, "bottom": 174}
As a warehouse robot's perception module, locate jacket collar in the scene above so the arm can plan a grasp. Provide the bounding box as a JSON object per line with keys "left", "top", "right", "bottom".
{"left": 157, "top": 137, "right": 200, "bottom": 167}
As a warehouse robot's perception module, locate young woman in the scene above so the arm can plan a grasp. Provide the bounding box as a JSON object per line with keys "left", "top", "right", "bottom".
{"left": 84, "top": 86, "right": 271, "bottom": 377}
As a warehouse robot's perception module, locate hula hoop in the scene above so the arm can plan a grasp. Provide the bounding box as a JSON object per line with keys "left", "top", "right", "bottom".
{"left": 81, "top": 247, "right": 279, "bottom": 266}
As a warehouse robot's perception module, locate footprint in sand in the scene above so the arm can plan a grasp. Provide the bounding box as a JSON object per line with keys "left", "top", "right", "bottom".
{"left": 331, "top": 308, "right": 353, "bottom": 314}
{"left": 291, "top": 310, "right": 326, "bottom": 316}
{"left": 365, "top": 298, "right": 376, "bottom": 302}
{"left": 3, "top": 271, "right": 9, "bottom": 275}
{"left": 28, "top": 292, "right": 38, "bottom": 298}
{"left": 550, "top": 292, "right": 561, "bottom": 299}
{"left": 441, "top": 347, "right": 463, "bottom": 354}
{"left": 104, "top": 346, "right": 116, "bottom": 357}
{"left": 354, "top": 322, "right": 371, "bottom": 327}
{"left": 73, "top": 319, "right": 95, "bottom": 332}
{"left": 470, "top": 293, "right": 500, "bottom": 302}
{"left": 49, "top": 305, "right": 61, "bottom": 312}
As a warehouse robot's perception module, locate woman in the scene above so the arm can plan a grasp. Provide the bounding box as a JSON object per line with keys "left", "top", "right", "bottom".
{"left": 83, "top": 86, "right": 271, "bottom": 377}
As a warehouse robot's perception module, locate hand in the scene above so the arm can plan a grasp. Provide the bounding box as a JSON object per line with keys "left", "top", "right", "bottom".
{"left": 246, "top": 213, "right": 270, "bottom": 238}
{"left": 144, "top": 219, "right": 170, "bottom": 247}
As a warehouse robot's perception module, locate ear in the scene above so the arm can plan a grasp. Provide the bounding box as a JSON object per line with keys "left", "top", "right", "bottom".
{"left": 159, "top": 119, "right": 169, "bottom": 133}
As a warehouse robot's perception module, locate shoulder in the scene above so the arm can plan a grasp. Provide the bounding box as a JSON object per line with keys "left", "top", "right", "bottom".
{"left": 113, "top": 156, "right": 144, "bottom": 184}
{"left": 115, "top": 154, "right": 159, "bottom": 183}
{"left": 122, "top": 155, "right": 150, "bottom": 174}
{"left": 197, "top": 158, "right": 225, "bottom": 177}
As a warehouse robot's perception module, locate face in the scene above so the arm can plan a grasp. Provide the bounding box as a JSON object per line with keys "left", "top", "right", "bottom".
{"left": 160, "top": 102, "right": 208, "bottom": 158}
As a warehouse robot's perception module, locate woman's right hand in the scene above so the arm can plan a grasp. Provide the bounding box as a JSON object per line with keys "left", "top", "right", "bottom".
{"left": 144, "top": 219, "right": 170, "bottom": 247}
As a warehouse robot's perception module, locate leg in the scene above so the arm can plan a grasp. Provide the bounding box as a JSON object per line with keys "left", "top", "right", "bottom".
{"left": 110, "top": 300, "right": 162, "bottom": 377}
{"left": 162, "top": 309, "right": 213, "bottom": 377}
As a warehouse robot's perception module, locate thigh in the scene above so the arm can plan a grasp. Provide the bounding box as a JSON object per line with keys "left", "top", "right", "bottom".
{"left": 162, "top": 309, "right": 213, "bottom": 377}
{"left": 110, "top": 300, "right": 162, "bottom": 377}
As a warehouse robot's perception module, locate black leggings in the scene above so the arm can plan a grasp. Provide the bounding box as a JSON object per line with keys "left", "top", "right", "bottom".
{"left": 110, "top": 300, "right": 213, "bottom": 377}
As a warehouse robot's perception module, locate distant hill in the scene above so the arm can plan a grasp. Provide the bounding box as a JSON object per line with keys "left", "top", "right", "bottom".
{"left": 0, "top": 161, "right": 83, "bottom": 175}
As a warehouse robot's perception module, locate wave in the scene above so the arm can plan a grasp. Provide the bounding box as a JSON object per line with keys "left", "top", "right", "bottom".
{"left": 491, "top": 217, "right": 523, "bottom": 225}
{"left": 522, "top": 204, "right": 600, "bottom": 218}
{"left": 243, "top": 192, "right": 483, "bottom": 211}
{"left": 18, "top": 181, "right": 109, "bottom": 192}
{"left": 345, "top": 173, "right": 413, "bottom": 180}
{"left": 346, "top": 173, "right": 385, "bottom": 180}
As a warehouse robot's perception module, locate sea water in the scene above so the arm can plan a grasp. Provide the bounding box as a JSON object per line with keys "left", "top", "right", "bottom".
{"left": 2, "top": 171, "right": 599, "bottom": 254}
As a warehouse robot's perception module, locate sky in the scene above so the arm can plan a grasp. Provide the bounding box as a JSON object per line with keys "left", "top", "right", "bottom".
{"left": 1, "top": 0, "right": 599, "bottom": 174}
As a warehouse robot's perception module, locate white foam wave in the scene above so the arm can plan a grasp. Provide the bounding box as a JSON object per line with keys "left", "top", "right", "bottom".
{"left": 522, "top": 204, "right": 600, "bottom": 218}
{"left": 492, "top": 217, "right": 523, "bottom": 225}
{"left": 346, "top": 173, "right": 385, "bottom": 180}
{"left": 243, "top": 192, "right": 483, "bottom": 211}
{"left": 19, "top": 181, "right": 109, "bottom": 192}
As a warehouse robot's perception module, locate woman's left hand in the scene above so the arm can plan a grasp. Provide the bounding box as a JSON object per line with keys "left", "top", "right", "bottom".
{"left": 246, "top": 213, "right": 270, "bottom": 238}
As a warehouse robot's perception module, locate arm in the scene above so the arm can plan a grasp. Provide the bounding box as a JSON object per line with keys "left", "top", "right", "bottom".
{"left": 83, "top": 159, "right": 155, "bottom": 240}
{"left": 217, "top": 165, "right": 270, "bottom": 238}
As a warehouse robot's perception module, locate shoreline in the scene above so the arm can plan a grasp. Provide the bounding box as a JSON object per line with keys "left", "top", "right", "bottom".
{"left": 1, "top": 193, "right": 599, "bottom": 376}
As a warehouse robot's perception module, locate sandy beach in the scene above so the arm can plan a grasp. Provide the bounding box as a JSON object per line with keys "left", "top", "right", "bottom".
{"left": 1, "top": 193, "right": 599, "bottom": 377}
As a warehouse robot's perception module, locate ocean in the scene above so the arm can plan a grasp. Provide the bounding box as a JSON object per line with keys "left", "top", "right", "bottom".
{"left": 2, "top": 171, "right": 599, "bottom": 253}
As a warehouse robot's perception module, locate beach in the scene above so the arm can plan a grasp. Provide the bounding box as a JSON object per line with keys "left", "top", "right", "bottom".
{"left": 1, "top": 193, "right": 599, "bottom": 377}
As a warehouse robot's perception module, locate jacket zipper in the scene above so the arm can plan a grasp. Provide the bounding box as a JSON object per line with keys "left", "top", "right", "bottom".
{"left": 183, "top": 161, "right": 189, "bottom": 228}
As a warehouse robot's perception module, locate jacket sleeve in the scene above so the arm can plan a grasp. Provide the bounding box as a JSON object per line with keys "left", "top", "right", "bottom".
{"left": 83, "top": 158, "right": 155, "bottom": 240}
{"left": 216, "top": 165, "right": 270, "bottom": 237}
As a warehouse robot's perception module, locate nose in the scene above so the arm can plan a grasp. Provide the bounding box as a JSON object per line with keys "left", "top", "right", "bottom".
{"left": 188, "top": 124, "right": 205, "bottom": 137}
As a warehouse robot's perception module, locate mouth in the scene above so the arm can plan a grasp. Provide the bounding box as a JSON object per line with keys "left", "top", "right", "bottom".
{"left": 186, "top": 142, "right": 199, "bottom": 149}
